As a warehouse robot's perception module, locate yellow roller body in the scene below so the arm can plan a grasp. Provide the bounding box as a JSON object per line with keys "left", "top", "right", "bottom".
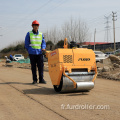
{"left": 47, "top": 47, "right": 97, "bottom": 92}
{"left": 46, "top": 38, "right": 97, "bottom": 92}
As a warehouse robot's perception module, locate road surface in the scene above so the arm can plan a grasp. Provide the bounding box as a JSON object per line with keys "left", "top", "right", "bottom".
{"left": 0, "top": 63, "right": 120, "bottom": 120}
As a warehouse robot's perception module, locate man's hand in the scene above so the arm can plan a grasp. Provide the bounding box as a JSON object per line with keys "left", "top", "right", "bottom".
{"left": 42, "top": 49, "right": 46, "bottom": 56}
{"left": 42, "top": 49, "right": 46, "bottom": 51}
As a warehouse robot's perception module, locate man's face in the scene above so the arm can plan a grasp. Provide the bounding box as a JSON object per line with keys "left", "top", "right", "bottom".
{"left": 32, "top": 24, "right": 39, "bottom": 31}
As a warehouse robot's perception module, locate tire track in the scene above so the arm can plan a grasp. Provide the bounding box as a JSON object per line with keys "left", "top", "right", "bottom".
{"left": 0, "top": 79, "right": 68, "bottom": 120}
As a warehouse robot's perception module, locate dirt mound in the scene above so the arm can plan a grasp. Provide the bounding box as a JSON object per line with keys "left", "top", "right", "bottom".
{"left": 97, "top": 55, "right": 120, "bottom": 81}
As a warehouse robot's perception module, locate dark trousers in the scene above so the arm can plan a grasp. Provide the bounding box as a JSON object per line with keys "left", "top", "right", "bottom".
{"left": 29, "top": 54, "right": 44, "bottom": 82}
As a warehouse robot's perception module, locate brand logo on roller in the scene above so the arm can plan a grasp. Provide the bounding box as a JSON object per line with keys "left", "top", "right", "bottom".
{"left": 50, "top": 51, "right": 57, "bottom": 56}
{"left": 78, "top": 58, "right": 90, "bottom": 61}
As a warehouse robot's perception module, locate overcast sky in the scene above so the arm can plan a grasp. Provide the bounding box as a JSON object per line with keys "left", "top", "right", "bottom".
{"left": 0, "top": 0, "right": 120, "bottom": 50}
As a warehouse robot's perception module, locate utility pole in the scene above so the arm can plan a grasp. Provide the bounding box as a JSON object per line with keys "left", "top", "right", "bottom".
{"left": 0, "top": 27, "right": 2, "bottom": 36}
{"left": 112, "top": 12, "right": 117, "bottom": 51}
{"left": 0, "top": 27, "right": 3, "bottom": 52}
{"left": 71, "top": 18, "right": 73, "bottom": 41}
{"left": 94, "top": 28, "right": 96, "bottom": 51}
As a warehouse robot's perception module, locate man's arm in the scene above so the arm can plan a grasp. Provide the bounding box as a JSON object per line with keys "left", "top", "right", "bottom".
{"left": 25, "top": 32, "right": 30, "bottom": 51}
{"left": 41, "top": 34, "right": 46, "bottom": 50}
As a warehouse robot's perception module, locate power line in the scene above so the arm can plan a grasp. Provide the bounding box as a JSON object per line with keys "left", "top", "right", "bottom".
{"left": 1, "top": 0, "right": 53, "bottom": 36}
{"left": 41, "top": 0, "right": 67, "bottom": 18}
{"left": 1, "top": 6, "right": 120, "bottom": 40}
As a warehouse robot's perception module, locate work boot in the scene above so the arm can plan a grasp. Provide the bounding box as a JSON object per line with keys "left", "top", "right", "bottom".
{"left": 39, "top": 79, "right": 46, "bottom": 84}
{"left": 32, "top": 81, "right": 37, "bottom": 84}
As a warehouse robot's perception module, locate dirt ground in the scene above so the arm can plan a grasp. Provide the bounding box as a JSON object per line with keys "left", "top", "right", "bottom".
{"left": 0, "top": 62, "right": 120, "bottom": 120}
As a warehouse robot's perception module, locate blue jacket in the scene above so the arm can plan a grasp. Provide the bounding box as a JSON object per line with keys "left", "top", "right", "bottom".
{"left": 10, "top": 55, "right": 13, "bottom": 59}
{"left": 25, "top": 30, "right": 46, "bottom": 55}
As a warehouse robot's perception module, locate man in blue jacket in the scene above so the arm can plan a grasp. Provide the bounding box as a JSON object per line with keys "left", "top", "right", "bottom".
{"left": 25, "top": 20, "right": 46, "bottom": 84}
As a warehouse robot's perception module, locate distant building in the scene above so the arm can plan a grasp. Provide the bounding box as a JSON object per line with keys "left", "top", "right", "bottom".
{"left": 79, "top": 42, "right": 120, "bottom": 50}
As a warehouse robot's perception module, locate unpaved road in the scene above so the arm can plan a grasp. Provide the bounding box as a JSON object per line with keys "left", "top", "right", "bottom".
{"left": 0, "top": 63, "right": 120, "bottom": 120}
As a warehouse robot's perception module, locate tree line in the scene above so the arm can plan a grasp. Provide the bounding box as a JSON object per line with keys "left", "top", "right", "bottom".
{"left": 44, "top": 17, "right": 89, "bottom": 44}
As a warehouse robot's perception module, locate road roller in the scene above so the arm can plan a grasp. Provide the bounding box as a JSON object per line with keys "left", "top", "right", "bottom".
{"left": 46, "top": 38, "right": 97, "bottom": 93}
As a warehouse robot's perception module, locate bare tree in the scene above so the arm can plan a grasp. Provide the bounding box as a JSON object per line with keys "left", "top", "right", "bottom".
{"left": 45, "top": 17, "right": 89, "bottom": 44}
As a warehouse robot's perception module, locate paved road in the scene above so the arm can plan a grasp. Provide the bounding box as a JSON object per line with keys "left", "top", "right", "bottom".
{"left": 0, "top": 64, "right": 120, "bottom": 120}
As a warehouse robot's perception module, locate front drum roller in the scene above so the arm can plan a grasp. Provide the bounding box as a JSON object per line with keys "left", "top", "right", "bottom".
{"left": 53, "top": 72, "right": 95, "bottom": 93}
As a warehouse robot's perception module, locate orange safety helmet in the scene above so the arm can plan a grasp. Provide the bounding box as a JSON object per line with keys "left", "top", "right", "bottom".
{"left": 32, "top": 20, "right": 40, "bottom": 26}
